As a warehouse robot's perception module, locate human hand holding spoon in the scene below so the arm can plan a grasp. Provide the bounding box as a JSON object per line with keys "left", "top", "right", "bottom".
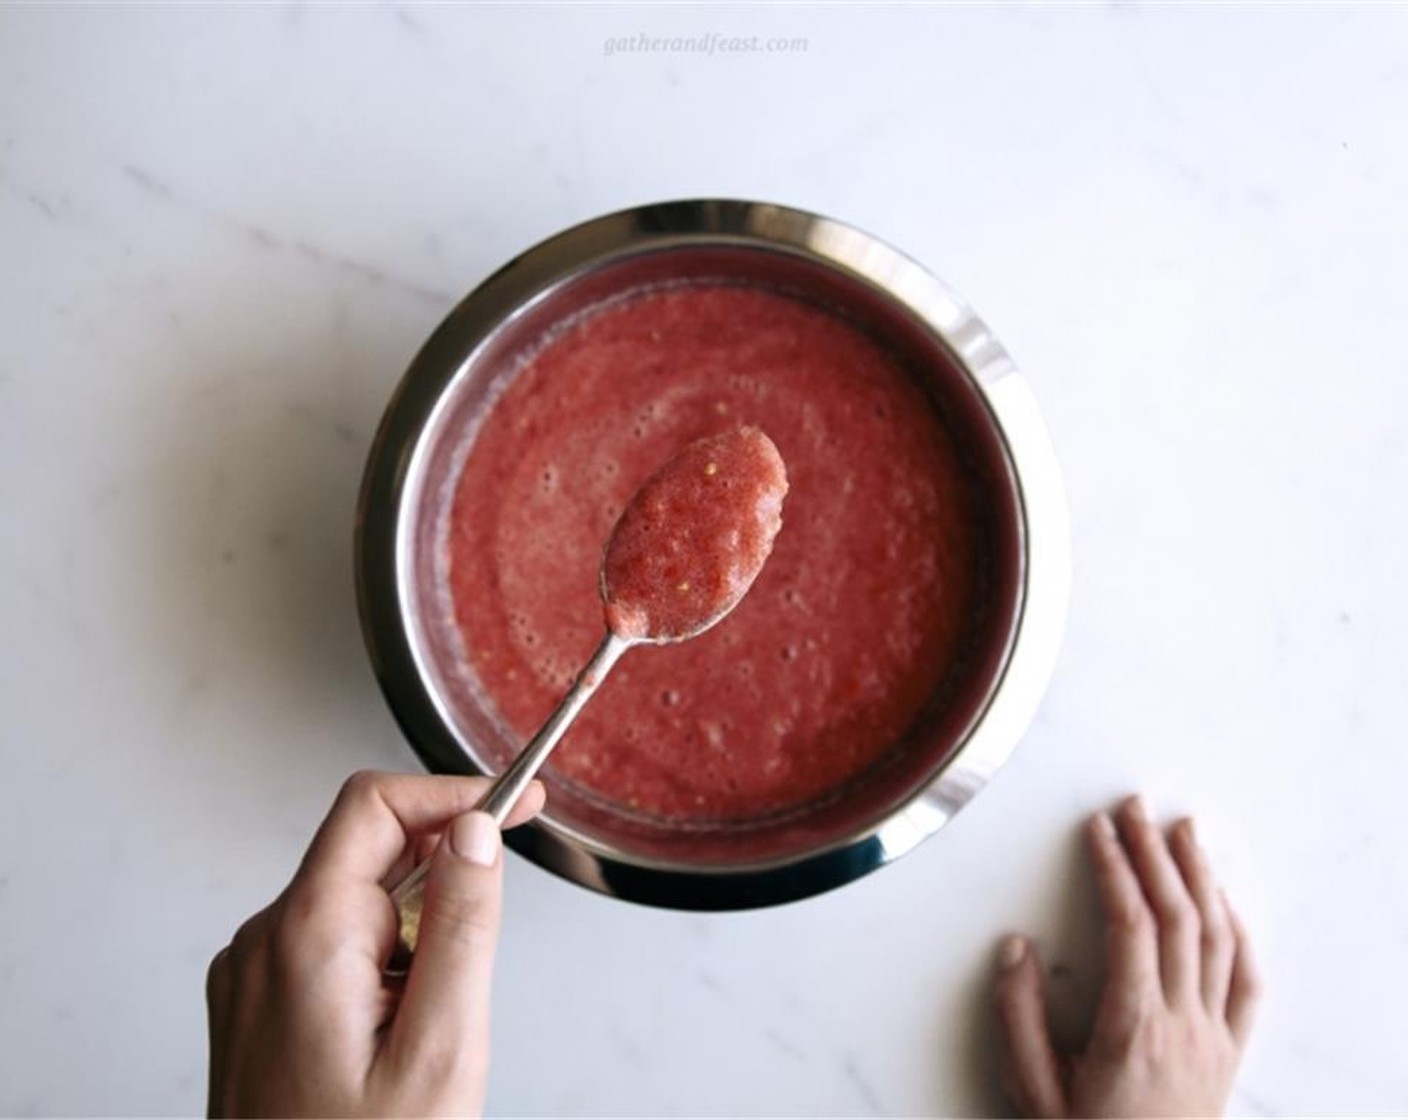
{"left": 389, "top": 426, "right": 789, "bottom": 962}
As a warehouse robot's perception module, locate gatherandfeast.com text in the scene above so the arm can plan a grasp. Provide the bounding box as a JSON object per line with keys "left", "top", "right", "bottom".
{"left": 603, "top": 32, "right": 808, "bottom": 58}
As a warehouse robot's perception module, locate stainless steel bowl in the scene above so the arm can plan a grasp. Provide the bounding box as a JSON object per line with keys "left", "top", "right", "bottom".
{"left": 356, "top": 199, "right": 1069, "bottom": 909}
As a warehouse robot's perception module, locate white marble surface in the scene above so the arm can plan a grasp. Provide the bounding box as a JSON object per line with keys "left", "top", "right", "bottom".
{"left": 2, "top": 4, "right": 1406, "bottom": 1116}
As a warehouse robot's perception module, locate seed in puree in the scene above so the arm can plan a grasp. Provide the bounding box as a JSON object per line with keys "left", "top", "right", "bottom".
{"left": 448, "top": 283, "right": 984, "bottom": 822}
{"left": 603, "top": 427, "right": 788, "bottom": 641}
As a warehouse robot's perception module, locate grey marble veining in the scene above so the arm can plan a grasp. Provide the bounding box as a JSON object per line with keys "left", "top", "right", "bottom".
{"left": 2, "top": 4, "right": 1407, "bottom": 1116}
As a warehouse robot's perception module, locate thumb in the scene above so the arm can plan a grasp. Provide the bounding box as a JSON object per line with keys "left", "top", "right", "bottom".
{"left": 993, "top": 935, "right": 1067, "bottom": 1119}
{"left": 390, "top": 811, "right": 503, "bottom": 1063}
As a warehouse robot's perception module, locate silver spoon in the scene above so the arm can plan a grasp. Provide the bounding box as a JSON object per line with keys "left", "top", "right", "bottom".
{"left": 389, "top": 427, "right": 788, "bottom": 964}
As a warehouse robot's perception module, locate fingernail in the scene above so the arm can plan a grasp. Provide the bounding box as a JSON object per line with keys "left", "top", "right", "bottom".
{"left": 1127, "top": 794, "right": 1151, "bottom": 821}
{"left": 999, "top": 934, "right": 1026, "bottom": 970}
{"left": 1092, "top": 811, "right": 1116, "bottom": 839}
{"left": 450, "top": 811, "right": 499, "bottom": 867}
{"left": 1182, "top": 816, "right": 1199, "bottom": 845}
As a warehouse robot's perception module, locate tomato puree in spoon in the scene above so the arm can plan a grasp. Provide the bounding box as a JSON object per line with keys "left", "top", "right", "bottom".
{"left": 602, "top": 427, "right": 787, "bottom": 642}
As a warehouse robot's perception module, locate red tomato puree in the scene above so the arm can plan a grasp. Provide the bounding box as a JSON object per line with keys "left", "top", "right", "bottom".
{"left": 448, "top": 284, "right": 982, "bottom": 822}
{"left": 602, "top": 427, "right": 788, "bottom": 641}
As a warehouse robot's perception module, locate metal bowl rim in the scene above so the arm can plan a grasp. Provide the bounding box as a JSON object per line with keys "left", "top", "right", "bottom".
{"left": 354, "top": 197, "right": 1070, "bottom": 909}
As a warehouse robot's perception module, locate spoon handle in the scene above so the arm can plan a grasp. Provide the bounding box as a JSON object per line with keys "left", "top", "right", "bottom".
{"left": 388, "top": 630, "right": 630, "bottom": 966}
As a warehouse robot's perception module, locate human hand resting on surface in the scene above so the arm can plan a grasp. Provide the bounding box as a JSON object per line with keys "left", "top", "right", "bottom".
{"left": 206, "top": 771, "right": 545, "bottom": 1118}
{"left": 994, "top": 794, "right": 1260, "bottom": 1118}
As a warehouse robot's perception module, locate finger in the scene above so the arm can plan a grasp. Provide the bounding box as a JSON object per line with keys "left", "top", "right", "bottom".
{"left": 380, "top": 781, "right": 546, "bottom": 890}
{"left": 300, "top": 771, "right": 545, "bottom": 888}
{"left": 386, "top": 811, "right": 503, "bottom": 1076}
{"left": 417, "top": 831, "right": 443, "bottom": 864}
{"left": 1116, "top": 795, "right": 1200, "bottom": 1005}
{"left": 205, "top": 947, "right": 233, "bottom": 1119}
{"left": 1168, "top": 817, "right": 1235, "bottom": 1015}
{"left": 1086, "top": 810, "right": 1159, "bottom": 1031}
{"left": 278, "top": 778, "right": 544, "bottom": 983}
{"left": 1225, "top": 894, "right": 1261, "bottom": 1048}
{"left": 215, "top": 909, "right": 274, "bottom": 1116}
{"left": 373, "top": 976, "right": 406, "bottom": 1033}
{"left": 993, "top": 935, "right": 1067, "bottom": 1119}
{"left": 380, "top": 830, "right": 445, "bottom": 893}
{"left": 206, "top": 945, "right": 233, "bottom": 1029}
